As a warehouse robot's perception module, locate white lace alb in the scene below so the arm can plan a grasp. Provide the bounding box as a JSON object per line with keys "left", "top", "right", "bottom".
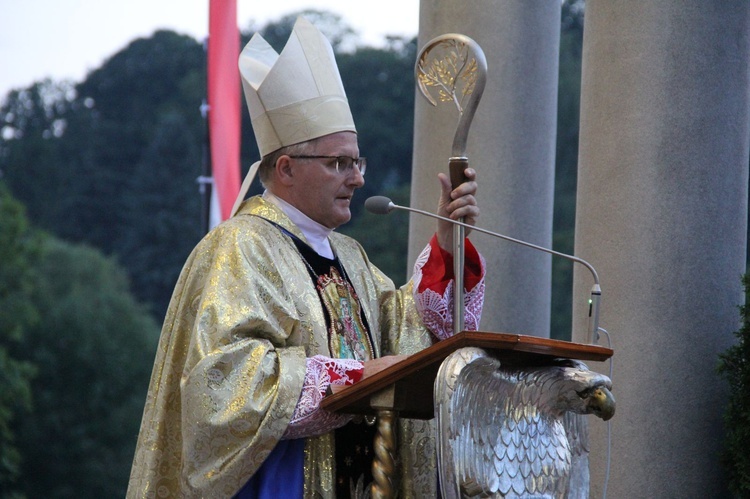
{"left": 283, "top": 355, "right": 363, "bottom": 439}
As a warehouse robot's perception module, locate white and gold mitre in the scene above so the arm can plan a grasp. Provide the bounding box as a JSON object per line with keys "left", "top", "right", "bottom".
{"left": 238, "top": 17, "right": 356, "bottom": 157}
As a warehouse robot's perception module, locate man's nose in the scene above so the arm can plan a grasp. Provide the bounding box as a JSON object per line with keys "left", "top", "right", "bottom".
{"left": 348, "top": 165, "right": 365, "bottom": 187}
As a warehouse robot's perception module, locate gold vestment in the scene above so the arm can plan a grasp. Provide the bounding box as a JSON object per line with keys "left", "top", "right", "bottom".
{"left": 127, "top": 196, "right": 437, "bottom": 498}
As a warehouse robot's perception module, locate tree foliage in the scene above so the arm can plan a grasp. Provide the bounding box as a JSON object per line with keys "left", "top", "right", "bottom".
{"left": 1, "top": 30, "right": 206, "bottom": 318}
{"left": 551, "top": 0, "right": 585, "bottom": 340}
{"left": 256, "top": 9, "right": 358, "bottom": 52}
{"left": 0, "top": 81, "right": 77, "bottom": 233}
{"left": 0, "top": 185, "right": 39, "bottom": 497}
{"left": 338, "top": 41, "right": 418, "bottom": 208}
{"left": 718, "top": 274, "right": 750, "bottom": 496}
{"left": 13, "top": 237, "right": 160, "bottom": 497}
{"left": 340, "top": 184, "right": 412, "bottom": 285}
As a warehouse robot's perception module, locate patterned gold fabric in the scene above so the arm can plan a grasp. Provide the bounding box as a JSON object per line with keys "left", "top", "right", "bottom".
{"left": 127, "top": 196, "right": 436, "bottom": 498}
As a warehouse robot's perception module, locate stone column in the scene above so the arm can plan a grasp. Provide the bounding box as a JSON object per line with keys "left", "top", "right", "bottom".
{"left": 572, "top": 2, "right": 750, "bottom": 496}
{"left": 410, "top": 0, "right": 561, "bottom": 336}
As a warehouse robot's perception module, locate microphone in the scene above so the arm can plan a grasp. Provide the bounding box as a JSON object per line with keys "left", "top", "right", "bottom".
{"left": 365, "top": 196, "right": 603, "bottom": 344}
{"left": 364, "top": 196, "right": 395, "bottom": 215}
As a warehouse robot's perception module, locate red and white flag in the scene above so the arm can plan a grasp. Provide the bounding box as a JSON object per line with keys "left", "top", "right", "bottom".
{"left": 207, "top": 0, "right": 241, "bottom": 228}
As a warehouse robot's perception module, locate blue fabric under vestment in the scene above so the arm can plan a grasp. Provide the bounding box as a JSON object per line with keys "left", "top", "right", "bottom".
{"left": 235, "top": 439, "right": 305, "bottom": 498}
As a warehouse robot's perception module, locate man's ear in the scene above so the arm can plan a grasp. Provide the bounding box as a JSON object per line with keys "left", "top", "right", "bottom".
{"left": 276, "top": 155, "right": 295, "bottom": 186}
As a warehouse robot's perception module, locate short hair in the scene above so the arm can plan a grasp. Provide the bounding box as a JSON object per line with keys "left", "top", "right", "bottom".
{"left": 258, "top": 140, "right": 318, "bottom": 188}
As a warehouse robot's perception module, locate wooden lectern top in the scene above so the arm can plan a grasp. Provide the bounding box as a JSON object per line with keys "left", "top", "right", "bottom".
{"left": 321, "top": 331, "right": 613, "bottom": 419}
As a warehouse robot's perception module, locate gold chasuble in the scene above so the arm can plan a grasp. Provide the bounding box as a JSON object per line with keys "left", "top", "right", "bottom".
{"left": 127, "top": 196, "right": 438, "bottom": 498}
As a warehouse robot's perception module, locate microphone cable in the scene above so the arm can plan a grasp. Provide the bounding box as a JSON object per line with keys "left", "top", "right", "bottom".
{"left": 598, "top": 327, "right": 613, "bottom": 499}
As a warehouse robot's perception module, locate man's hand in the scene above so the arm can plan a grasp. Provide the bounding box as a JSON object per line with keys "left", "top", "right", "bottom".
{"left": 436, "top": 167, "right": 479, "bottom": 253}
{"left": 328, "top": 355, "right": 408, "bottom": 394}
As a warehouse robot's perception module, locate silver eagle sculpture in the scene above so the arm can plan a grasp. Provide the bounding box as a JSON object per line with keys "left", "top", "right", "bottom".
{"left": 435, "top": 347, "right": 615, "bottom": 499}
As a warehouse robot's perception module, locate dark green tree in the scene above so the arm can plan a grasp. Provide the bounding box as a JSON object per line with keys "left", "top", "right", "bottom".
{"left": 338, "top": 40, "right": 418, "bottom": 209}
{"left": 0, "top": 81, "right": 76, "bottom": 231}
{"left": 66, "top": 30, "right": 206, "bottom": 256}
{"left": 718, "top": 274, "right": 750, "bottom": 496}
{"left": 551, "top": 0, "right": 585, "bottom": 339}
{"left": 340, "top": 184, "right": 412, "bottom": 285}
{"left": 119, "top": 110, "right": 204, "bottom": 317}
{"left": 0, "top": 184, "right": 39, "bottom": 498}
{"left": 254, "top": 9, "right": 358, "bottom": 52}
{"left": 0, "top": 30, "right": 206, "bottom": 320}
{"left": 13, "top": 238, "right": 159, "bottom": 497}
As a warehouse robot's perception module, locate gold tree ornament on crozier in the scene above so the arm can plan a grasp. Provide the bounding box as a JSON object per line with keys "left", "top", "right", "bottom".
{"left": 416, "top": 39, "right": 480, "bottom": 115}
{"left": 415, "top": 34, "right": 487, "bottom": 156}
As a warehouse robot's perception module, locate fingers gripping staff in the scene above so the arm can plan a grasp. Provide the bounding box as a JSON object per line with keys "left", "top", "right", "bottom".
{"left": 416, "top": 34, "right": 487, "bottom": 334}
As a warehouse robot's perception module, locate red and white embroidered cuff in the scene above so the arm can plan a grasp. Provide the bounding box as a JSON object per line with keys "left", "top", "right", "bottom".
{"left": 283, "top": 355, "right": 364, "bottom": 439}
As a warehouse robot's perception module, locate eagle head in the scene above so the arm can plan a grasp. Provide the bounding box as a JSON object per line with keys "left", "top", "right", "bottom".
{"left": 546, "top": 358, "right": 615, "bottom": 421}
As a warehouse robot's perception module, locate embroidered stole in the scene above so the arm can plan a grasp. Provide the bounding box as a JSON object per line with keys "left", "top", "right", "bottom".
{"left": 287, "top": 234, "right": 378, "bottom": 498}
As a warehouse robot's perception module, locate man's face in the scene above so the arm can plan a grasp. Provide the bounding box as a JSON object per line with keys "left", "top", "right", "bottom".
{"left": 286, "top": 131, "right": 364, "bottom": 229}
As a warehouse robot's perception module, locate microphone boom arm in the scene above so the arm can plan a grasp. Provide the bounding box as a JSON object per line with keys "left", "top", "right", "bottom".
{"left": 367, "top": 196, "right": 603, "bottom": 344}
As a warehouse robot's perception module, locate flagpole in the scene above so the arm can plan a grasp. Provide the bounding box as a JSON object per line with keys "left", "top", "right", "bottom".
{"left": 198, "top": 95, "right": 212, "bottom": 235}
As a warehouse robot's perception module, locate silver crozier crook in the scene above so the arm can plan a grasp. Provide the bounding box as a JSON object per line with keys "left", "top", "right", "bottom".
{"left": 416, "top": 34, "right": 487, "bottom": 334}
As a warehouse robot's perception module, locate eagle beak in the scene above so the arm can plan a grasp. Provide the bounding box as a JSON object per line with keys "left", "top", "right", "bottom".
{"left": 589, "top": 386, "right": 616, "bottom": 421}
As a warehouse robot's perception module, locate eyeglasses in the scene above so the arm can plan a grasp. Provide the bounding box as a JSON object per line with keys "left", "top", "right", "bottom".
{"left": 288, "top": 155, "right": 367, "bottom": 176}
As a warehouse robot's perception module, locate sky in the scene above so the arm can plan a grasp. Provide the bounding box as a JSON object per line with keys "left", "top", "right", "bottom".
{"left": 0, "top": 0, "right": 419, "bottom": 99}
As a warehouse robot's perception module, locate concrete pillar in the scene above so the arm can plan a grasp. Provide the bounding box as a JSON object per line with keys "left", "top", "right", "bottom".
{"left": 572, "top": 2, "right": 750, "bottom": 496}
{"left": 410, "top": 0, "right": 561, "bottom": 337}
